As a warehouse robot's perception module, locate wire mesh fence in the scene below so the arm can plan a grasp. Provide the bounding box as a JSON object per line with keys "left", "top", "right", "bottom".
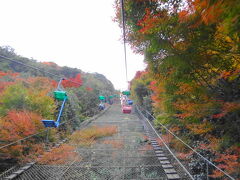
{"left": 2, "top": 104, "right": 181, "bottom": 180}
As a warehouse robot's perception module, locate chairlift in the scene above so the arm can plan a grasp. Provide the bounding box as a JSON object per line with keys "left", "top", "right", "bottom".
{"left": 122, "top": 105, "right": 132, "bottom": 114}
{"left": 122, "top": 90, "right": 130, "bottom": 96}
{"left": 42, "top": 78, "right": 68, "bottom": 128}
{"left": 99, "top": 96, "right": 105, "bottom": 101}
{"left": 127, "top": 99, "right": 133, "bottom": 105}
{"left": 98, "top": 103, "right": 105, "bottom": 110}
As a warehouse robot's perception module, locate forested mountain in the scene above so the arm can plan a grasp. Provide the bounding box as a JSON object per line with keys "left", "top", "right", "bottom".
{"left": 0, "top": 46, "right": 114, "bottom": 93}
{"left": 114, "top": 0, "right": 240, "bottom": 179}
{"left": 0, "top": 45, "right": 115, "bottom": 170}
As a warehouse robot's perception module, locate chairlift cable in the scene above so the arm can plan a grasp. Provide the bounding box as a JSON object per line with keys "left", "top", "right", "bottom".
{"left": 120, "top": 0, "right": 128, "bottom": 84}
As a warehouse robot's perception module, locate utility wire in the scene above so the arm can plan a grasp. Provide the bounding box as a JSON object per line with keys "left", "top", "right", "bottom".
{"left": 0, "top": 54, "right": 114, "bottom": 96}
{"left": 139, "top": 106, "right": 235, "bottom": 180}
{"left": 120, "top": 0, "right": 128, "bottom": 84}
{"left": 0, "top": 129, "right": 48, "bottom": 150}
{"left": 0, "top": 109, "right": 99, "bottom": 151}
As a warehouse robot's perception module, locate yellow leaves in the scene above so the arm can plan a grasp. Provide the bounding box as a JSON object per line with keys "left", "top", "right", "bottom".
{"left": 225, "top": 36, "right": 233, "bottom": 43}
{"left": 206, "top": 50, "right": 219, "bottom": 55}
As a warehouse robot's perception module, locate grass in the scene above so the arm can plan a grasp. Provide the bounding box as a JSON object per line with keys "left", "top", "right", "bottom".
{"left": 38, "top": 144, "right": 80, "bottom": 165}
{"left": 70, "top": 125, "right": 117, "bottom": 147}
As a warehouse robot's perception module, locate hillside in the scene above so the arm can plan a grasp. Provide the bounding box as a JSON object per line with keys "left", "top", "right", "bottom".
{"left": 0, "top": 45, "right": 116, "bottom": 171}
{"left": 0, "top": 46, "right": 115, "bottom": 93}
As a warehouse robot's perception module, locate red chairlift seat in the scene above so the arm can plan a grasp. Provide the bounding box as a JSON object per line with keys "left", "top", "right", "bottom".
{"left": 122, "top": 105, "right": 132, "bottom": 114}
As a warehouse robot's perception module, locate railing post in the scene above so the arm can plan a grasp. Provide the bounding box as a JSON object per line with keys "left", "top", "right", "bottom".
{"left": 206, "top": 162, "right": 209, "bottom": 180}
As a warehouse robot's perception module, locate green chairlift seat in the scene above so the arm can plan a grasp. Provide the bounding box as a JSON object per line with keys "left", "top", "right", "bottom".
{"left": 54, "top": 91, "right": 68, "bottom": 101}
{"left": 122, "top": 91, "right": 130, "bottom": 96}
{"left": 99, "top": 96, "right": 105, "bottom": 100}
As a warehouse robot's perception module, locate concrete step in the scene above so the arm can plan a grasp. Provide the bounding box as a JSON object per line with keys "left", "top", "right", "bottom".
{"left": 166, "top": 173, "right": 180, "bottom": 180}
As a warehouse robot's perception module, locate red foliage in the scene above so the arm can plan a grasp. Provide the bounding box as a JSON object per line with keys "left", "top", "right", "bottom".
{"left": 0, "top": 71, "right": 7, "bottom": 78}
{"left": 149, "top": 80, "right": 157, "bottom": 91}
{"left": 0, "top": 81, "right": 15, "bottom": 93}
{"left": 25, "top": 77, "right": 58, "bottom": 91}
{"left": 137, "top": 8, "right": 168, "bottom": 34}
{"left": 62, "top": 73, "right": 83, "bottom": 88}
{"left": 86, "top": 86, "right": 93, "bottom": 91}
{"left": 0, "top": 110, "right": 43, "bottom": 141}
{"left": 134, "top": 70, "right": 147, "bottom": 79}
{"left": 0, "top": 110, "right": 45, "bottom": 161}
{"left": 178, "top": 10, "right": 190, "bottom": 23}
{"left": 0, "top": 71, "right": 19, "bottom": 78}
{"left": 210, "top": 147, "right": 240, "bottom": 178}
{"left": 212, "top": 102, "right": 240, "bottom": 119}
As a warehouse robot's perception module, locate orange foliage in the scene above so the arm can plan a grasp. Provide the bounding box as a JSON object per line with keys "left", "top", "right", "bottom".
{"left": 186, "top": 122, "right": 212, "bottom": 135}
{"left": 150, "top": 80, "right": 166, "bottom": 110}
{"left": 212, "top": 102, "right": 240, "bottom": 119}
{"left": 24, "top": 77, "right": 57, "bottom": 93}
{"left": 86, "top": 86, "right": 93, "bottom": 91}
{"left": 38, "top": 144, "right": 80, "bottom": 165}
{"left": 0, "top": 110, "right": 44, "bottom": 160}
{"left": 137, "top": 8, "right": 168, "bottom": 34}
{"left": 0, "top": 71, "right": 20, "bottom": 93}
{"left": 210, "top": 147, "right": 240, "bottom": 178}
{"left": 0, "top": 110, "right": 44, "bottom": 142}
{"left": 186, "top": 0, "right": 225, "bottom": 27}
{"left": 0, "top": 81, "right": 15, "bottom": 93}
{"left": 62, "top": 73, "right": 82, "bottom": 88}
{"left": 178, "top": 10, "right": 190, "bottom": 23}
{"left": 41, "top": 62, "right": 58, "bottom": 67}
{"left": 175, "top": 82, "right": 194, "bottom": 95}
{"left": 197, "top": 135, "right": 220, "bottom": 152}
{"left": 174, "top": 95, "right": 215, "bottom": 119}
{"left": 169, "top": 126, "right": 181, "bottom": 133}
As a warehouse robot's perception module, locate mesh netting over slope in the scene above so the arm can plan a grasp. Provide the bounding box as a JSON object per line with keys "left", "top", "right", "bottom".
{"left": 14, "top": 104, "right": 168, "bottom": 180}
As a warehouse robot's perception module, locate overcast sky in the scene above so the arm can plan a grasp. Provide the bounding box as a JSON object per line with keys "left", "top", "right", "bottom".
{"left": 0, "top": 0, "right": 146, "bottom": 90}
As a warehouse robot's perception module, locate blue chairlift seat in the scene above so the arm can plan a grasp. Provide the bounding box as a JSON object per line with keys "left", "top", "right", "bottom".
{"left": 127, "top": 100, "right": 133, "bottom": 105}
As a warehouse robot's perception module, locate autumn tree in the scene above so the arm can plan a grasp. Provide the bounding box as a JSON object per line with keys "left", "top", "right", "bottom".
{"left": 115, "top": 0, "right": 240, "bottom": 178}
